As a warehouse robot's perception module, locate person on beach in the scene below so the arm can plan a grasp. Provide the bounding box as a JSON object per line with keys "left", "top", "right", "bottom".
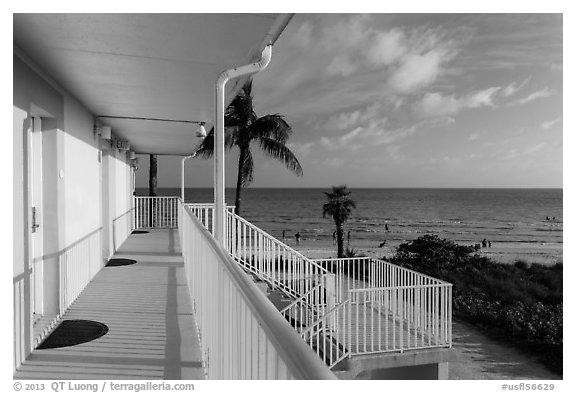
{"left": 282, "top": 230, "right": 285, "bottom": 241}
{"left": 333, "top": 231, "right": 336, "bottom": 245}
{"left": 379, "top": 240, "right": 387, "bottom": 248}
{"left": 482, "top": 239, "right": 487, "bottom": 248}
{"left": 385, "top": 223, "right": 389, "bottom": 231}
{"left": 295, "top": 232, "right": 301, "bottom": 245}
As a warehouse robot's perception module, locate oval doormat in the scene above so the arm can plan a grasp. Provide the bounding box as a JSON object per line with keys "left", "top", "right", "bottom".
{"left": 132, "top": 230, "right": 149, "bottom": 234}
{"left": 106, "top": 258, "right": 137, "bottom": 267}
{"left": 38, "top": 320, "right": 109, "bottom": 349}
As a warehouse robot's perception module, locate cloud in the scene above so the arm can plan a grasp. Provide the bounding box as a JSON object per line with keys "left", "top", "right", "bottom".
{"left": 323, "top": 102, "right": 383, "bottom": 131}
{"left": 540, "top": 117, "right": 562, "bottom": 129}
{"left": 287, "top": 141, "right": 316, "bottom": 158}
{"left": 262, "top": 15, "right": 461, "bottom": 96}
{"left": 314, "top": 115, "right": 454, "bottom": 155}
{"left": 366, "top": 29, "right": 407, "bottom": 66}
{"left": 388, "top": 48, "right": 454, "bottom": 93}
{"left": 501, "top": 79, "right": 529, "bottom": 97}
{"left": 326, "top": 55, "right": 357, "bottom": 77}
{"left": 509, "top": 88, "right": 555, "bottom": 106}
{"left": 414, "top": 87, "right": 501, "bottom": 117}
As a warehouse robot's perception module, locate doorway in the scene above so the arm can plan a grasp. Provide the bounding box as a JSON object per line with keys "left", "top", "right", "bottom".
{"left": 29, "top": 116, "right": 44, "bottom": 321}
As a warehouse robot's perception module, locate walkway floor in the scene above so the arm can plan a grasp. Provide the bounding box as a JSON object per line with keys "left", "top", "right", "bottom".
{"left": 14, "top": 229, "right": 205, "bottom": 380}
{"left": 449, "top": 319, "right": 561, "bottom": 380}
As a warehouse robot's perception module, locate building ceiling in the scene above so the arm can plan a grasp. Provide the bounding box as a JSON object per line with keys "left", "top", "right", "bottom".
{"left": 14, "top": 13, "right": 292, "bottom": 155}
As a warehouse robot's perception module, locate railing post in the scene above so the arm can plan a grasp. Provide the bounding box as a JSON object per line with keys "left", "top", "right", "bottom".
{"left": 325, "top": 273, "right": 336, "bottom": 330}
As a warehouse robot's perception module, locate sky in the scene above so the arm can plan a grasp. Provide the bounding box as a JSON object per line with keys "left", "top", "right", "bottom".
{"left": 135, "top": 13, "right": 563, "bottom": 189}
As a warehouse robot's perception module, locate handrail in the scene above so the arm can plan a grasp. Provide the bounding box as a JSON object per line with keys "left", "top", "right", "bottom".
{"left": 351, "top": 283, "right": 453, "bottom": 291}
{"left": 224, "top": 210, "right": 330, "bottom": 300}
{"left": 180, "top": 200, "right": 335, "bottom": 379}
{"left": 312, "top": 256, "right": 452, "bottom": 286}
{"left": 230, "top": 213, "right": 328, "bottom": 272}
{"left": 279, "top": 283, "right": 324, "bottom": 314}
{"left": 312, "top": 256, "right": 453, "bottom": 355}
{"left": 153, "top": 197, "right": 452, "bottom": 369}
{"left": 133, "top": 196, "right": 179, "bottom": 229}
{"left": 300, "top": 299, "right": 351, "bottom": 369}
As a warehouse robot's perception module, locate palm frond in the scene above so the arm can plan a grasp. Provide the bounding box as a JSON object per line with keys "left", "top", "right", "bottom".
{"left": 227, "top": 81, "right": 256, "bottom": 129}
{"left": 195, "top": 126, "right": 240, "bottom": 158}
{"left": 196, "top": 129, "right": 215, "bottom": 158}
{"left": 322, "top": 185, "right": 356, "bottom": 222}
{"left": 258, "top": 137, "right": 303, "bottom": 176}
{"left": 249, "top": 114, "right": 292, "bottom": 142}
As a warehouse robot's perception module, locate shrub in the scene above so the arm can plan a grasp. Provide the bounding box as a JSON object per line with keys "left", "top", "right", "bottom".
{"left": 388, "top": 235, "right": 563, "bottom": 375}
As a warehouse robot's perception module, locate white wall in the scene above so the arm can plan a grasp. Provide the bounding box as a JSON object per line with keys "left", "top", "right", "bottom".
{"left": 13, "top": 52, "right": 134, "bottom": 371}
{"left": 13, "top": 54, "right": 64, "bottom": 371}
{"left": 62, "top": 96, "right": 102, "bottom": 244}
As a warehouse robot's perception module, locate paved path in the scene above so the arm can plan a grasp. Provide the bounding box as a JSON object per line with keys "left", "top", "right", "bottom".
{"left": 449, "top": 320, "right": 561, "bottom": 380}
{"left": 15, "top": 230, "right": 205, "bottom": 380}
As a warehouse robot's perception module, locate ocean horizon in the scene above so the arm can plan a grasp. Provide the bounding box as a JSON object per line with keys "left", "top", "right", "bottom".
{"left": 136, "top": 187, "right": 563, "bottom": 264}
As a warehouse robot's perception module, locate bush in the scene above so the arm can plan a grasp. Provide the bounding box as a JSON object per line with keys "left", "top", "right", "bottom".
{"left": 388, "top": 235, "right": 563, "bottom": 375}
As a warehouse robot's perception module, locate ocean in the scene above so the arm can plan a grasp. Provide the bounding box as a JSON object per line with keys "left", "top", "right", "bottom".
{"left": 137, "top": 188, "right": 563, "bottom": 263}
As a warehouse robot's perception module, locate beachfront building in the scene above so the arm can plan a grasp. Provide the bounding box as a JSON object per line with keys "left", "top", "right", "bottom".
{"left": 13, "top": 14, "right": 452, "bottom": 380}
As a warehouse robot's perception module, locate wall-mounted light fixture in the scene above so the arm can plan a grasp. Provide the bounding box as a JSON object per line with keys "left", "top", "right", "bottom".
{"left": 129, "top": 151, "right": 137, "bottom": 160}
{"left": 130, "top": 157, "right": 139, "bottom": 170}
{"left": 196, "top": 122, "right": 207, "bottom": 138}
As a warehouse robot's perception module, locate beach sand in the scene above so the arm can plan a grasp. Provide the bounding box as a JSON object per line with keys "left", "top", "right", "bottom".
{"left": 286, "top": 238, "right": 562, "bottom": 265}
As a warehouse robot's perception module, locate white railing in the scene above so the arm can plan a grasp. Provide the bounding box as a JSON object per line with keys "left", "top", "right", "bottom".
{"left": 158, "top": 198, "right": 452, "bottom": 368}
{"left": 279, "top": 283, "right": 327, "bottom": 333}
{"left": 133, "top": 196, "right": 179, "bottom": 229}
{"left": 13, "top": 272, "right": 28, "bottom": 371}
{"left": 224, "top": 210, "right": 334, "bottom": 301}
{"left": 313, "top": 257, "right": 452, "bottom": 354}
{"left": 178, "top": 200, "right": 336, "bottom": 379}
{"left": 59, "top": 228, "right": 103, "bottom": 312}
{"left": 185, "top": 203, "right": 235, "bottom": 235}
{"left": 348, "top": 284, "right": 452, "bottom": 354}
{"left": 112, "top": 209, "right": 133, "bottom": 252}
{"left": 301, "top": 300, "right": 351, "bottom": 369}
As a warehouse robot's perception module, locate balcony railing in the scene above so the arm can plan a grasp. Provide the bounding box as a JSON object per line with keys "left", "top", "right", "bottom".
{"left": 178, "top": 200, "right": 336, "bottom": 379}
{"left": 133, "top": 196, "right": 179, "bottom": 229}
{"left": 312, "top": 257, "right": 453, "bottom": 354}
{"left": 224, "top": 211, "right": 333, "bottom": 300}
{"left": 184, "top": 203, "right": 235, "bottom": 235}
{"left": 138, "top": 198, "right": 452, "bottom": 371}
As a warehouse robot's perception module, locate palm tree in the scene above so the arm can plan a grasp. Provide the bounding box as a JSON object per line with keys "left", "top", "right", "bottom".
{"left": 149, "top": 154, "right": 158, "bottom": 196}
{"left": 323, "top": 185, "right": 356, "bottom": 258}
{"left": 197, "top": 80, "right": 303, "bottom": 215}
{"left": 148, "top": 154, "right": 158, "bottom": 227}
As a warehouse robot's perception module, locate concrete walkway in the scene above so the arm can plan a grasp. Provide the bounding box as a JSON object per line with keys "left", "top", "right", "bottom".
{"left": 14, "top": 229, "right": 205, "bottom": 380}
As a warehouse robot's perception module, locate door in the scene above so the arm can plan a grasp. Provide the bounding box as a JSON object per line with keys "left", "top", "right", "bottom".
{"left": 29, "top": 116, "right": 43, "bottom": 319}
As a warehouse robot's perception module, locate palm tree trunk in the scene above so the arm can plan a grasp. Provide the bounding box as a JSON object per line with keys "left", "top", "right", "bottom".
{"left": 336, "top": 220, "right": 345, "bottom": 258}
{"left": 234, "top": 147, "right": 246, "bottom": 216}
{"left": 148, "top": 154, "right": 158, "bottom": 227}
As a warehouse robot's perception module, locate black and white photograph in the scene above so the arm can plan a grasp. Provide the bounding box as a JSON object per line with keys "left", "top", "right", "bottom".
{"left": 9, "top": 3, "right": 569, "bottom": 389}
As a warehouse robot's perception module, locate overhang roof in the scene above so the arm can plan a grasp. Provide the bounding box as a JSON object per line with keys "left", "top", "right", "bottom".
{"left": 13, "top": 13, "right": 292, "bottom": 155}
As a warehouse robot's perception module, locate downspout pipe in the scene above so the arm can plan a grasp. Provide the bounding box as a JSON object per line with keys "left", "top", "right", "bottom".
{"left": 214, "top": 44, "right": 272, "bottom": 243}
